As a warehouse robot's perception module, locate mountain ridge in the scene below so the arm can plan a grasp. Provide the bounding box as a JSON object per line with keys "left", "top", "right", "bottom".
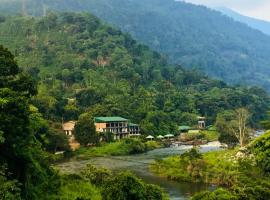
{"left": 1, "top": 0, "right": 270, "bottom": 91}
{"left": 0, "top": 12, "right": 269, "bottom": 131}
{"left": 217, "top": 7, "right": 270, "bottom": 36}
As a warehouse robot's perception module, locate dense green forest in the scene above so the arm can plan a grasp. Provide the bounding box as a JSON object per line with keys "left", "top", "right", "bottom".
{"left": 0, "top": 13, "right": 269, "bottom": 135}
{"left": 1, "top": 0, "right": 270, "bottom": 91}
{"left": 0, "top": 45, "right": 169, "bottom": 200}
{"left": 1, "top": 5, "right": 270, "bottom": 200}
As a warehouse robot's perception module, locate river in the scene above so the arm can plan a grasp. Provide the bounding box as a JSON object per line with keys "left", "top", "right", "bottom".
{"left": 55, "top": 142, "right": 221, "bottom": 200}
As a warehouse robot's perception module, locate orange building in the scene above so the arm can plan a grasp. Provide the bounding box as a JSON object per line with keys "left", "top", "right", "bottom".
{"left": 95, "top": 117, "right": 129, "bottom": 140}
{"left": 95, "top": 117, "right": 140, "bottom": 139}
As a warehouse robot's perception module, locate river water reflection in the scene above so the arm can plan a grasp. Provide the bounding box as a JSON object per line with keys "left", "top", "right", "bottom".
{"left": 55, "top": 142, "right": 221, "bottom": 200}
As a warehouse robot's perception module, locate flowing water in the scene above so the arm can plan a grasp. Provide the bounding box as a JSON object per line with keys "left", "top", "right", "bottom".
{"left": 55, "top": 142, "right": 221, "bottom": 200}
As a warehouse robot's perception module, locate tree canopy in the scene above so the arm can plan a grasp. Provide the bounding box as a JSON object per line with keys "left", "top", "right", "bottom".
{"left": 0, "top": 45, "right": 60, "bottom": 199}
{"left": 0, "top": 13, "right": 269, "bottom": 136}
{"left": 1, "top": 0, "right": 270, "bottom": 91}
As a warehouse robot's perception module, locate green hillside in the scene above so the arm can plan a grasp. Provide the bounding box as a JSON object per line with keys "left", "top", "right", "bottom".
{"left": 0, "top": 13, "right": 269, "bottom": 135}
{"left": 1, "top": 0, "right": 270, "bottom": 90}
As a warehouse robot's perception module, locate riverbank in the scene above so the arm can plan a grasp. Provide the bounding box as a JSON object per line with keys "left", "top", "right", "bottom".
{"left": 74, "top": 139, "right": 163, "bottom": 159}
{"left": 150, "top": 145, "right": 269, "bottom": 192}
{"left": 150, "top": 148, "right": 238, "bottom": 186}
{"left": 54, "top": 143, "right": 222, "bottom": 200}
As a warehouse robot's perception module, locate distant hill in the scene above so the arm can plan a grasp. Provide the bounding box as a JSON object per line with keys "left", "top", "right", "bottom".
{"left": 217, "top": 7, "right": 270, "bottom": 35}
{"left": 1, "top": 0, "right": 270, "bottom": 91}
{"left": 0, "top": 12, "right": 268, "bottom": 129}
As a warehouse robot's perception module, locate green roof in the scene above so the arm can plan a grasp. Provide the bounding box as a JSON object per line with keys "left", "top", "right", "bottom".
{"left": 178, "top": 126, "right": 191, "bottom": 131}
{"left": 94, "top": 117, "right": 128, "bottom": 123}
{"left": 128, "top": 123, "right": 139, "bottom": 127}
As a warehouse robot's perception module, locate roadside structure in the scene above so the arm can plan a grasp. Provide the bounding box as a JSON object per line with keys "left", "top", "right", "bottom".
{"left": 62, "top": 121, "right": 76, "bottom": 136}
{"left": 62, "top": 121, "right": 80, "bottom": 150}
{"left": 198, "top": 116, "right": 206, "bottom": 129}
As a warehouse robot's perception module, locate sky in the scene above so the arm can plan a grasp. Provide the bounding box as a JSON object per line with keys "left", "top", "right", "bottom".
{"left": 180, "top": 0, "right": 270, "bottom": 22}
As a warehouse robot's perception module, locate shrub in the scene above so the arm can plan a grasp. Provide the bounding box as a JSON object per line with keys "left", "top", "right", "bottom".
{"left": 191, "top": 188, "right": 237, "bottom": 200}
{"left": 124, "top": 138, "right": 147, "bottom": 154}
{"left": 250, "top": 131, "right": 270, "bottom": 174}
{"left": 102, "top": 171, "right": 167, "bottom": 200}
{"left": 102, "top": 171, "right": 147, "bottom": 200}
{"left": 145, "top": 141, "right": 161, "bottom": 151}
{"left": 55, "top": 174, "right": 102, "bottom": 200}
{"left": 180, "top": 148, "right": 202, "bottom": 161}
{"left": 145, "top": 184, "right": 169, "bottom": 200}
{"left": 81, "top": 164, "right": 112, "bottom": 186}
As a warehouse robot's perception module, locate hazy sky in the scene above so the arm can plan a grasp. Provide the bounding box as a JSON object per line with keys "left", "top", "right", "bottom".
{"left": 181, "top": 0, "right": 270, "bottom": 21}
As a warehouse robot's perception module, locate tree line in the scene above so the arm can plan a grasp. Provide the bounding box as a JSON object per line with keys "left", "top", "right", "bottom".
{"left": 0, "top": 13, "right": 269, "bottom": 137}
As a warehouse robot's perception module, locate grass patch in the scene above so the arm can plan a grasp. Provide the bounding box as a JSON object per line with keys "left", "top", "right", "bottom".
{"left": 75, "top": 138, "right": 161, "bottom": 159}
{"left": 76, "top": 141, "right": 131, "bottom": 158}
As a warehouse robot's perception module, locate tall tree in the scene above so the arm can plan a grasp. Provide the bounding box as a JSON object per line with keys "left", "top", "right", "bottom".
{"left": 231, "top": 108, "right": 250, "bottom": 147}
{"left": 74, "top": 112, "right": 99, "bottom": 146}
{"left": 215, "top": 110, "right": 238, "bottom": 147}
{"left": 0, "top": 45, "right": 59, "bottom": 199}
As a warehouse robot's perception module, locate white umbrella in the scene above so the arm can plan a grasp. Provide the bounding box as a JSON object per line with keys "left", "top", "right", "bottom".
{"left": 146, "top": 135, "right": 154, "bottom": 140}
{"left": 164, "top": 134, "right": 174, "bottom": 138}
{"left": 157, "top": 135, "right": 164, "bottom": 139}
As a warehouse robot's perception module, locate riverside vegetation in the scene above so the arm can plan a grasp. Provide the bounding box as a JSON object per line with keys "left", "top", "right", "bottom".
{"left": 0, "top": 11, "right": 270, "bottom": 200}
{"left": 76, "top": 139, "right": 162, "bottom": 159}
{"left": 150, "top": 132, "right": 270, "bottom": 199}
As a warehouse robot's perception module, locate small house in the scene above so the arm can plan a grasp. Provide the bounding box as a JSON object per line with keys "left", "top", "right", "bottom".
{"left": 62, "top": 121, "right": 79, "bottom": 150}
{"left": 198, "top": 116, "right": 206, "bottom": 129}
{"left": 62, "top": 121, "right": 76, "bottom": 136}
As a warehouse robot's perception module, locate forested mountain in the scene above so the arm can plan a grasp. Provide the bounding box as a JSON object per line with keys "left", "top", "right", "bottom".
{"left": 218, "top": 7, "right": 270, "bottom": 35}
{"left": 0, "top": 13, "right": 269, "bottom": 135}
{"left": 1, "top": 0, "right": 270, "bottom": 91}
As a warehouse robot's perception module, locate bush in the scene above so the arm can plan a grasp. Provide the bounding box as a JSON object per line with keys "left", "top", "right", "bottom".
{"left": 101, "top": 131, "right": 114, "bottom": 143}
{"left": 145, "top": 141, "right": 162, "bottom": 151}
{"left": 54, "top": 174, "right": 102, "bottom": 200}
{"left": 180, "top": 131, "right": 205, "bottom": 141}
{"left": 74, "top": 113, "right": 100, "bottom": 146}
{"left": 124, "top": 138, "right": 147, "bottom": 154}
{"left": 81, "top": 164, "right": 112, "bottom": 186}
{"left": 102, "top": 171, "right": 147, "bottom": 200}
{"left": 250, "top": 131, "right": 270, "bottom": 174}
{"left": 0, "top": 170, "right": 21, "bottom": 200}
{"left": 180, "top": 148, "right": 202, "bottom": 161}
{"left": 191, "top": 188, "right": 237, "bottom": 200}
{"left": 102, "top": 171, "right": 168, "bottom": 200}
{"left": 145, "top": 184, "right": 168, "bottom": 200}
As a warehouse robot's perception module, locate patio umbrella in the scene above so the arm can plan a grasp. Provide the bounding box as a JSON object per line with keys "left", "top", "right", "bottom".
{"left": 146, "top": 135, "right": 154, "bottom": 140}
{"left": 157, "top": 135, "right": 164, "bottom": 139}
{"left": 164, "top": 134, "right": 174, "bottom": 138}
